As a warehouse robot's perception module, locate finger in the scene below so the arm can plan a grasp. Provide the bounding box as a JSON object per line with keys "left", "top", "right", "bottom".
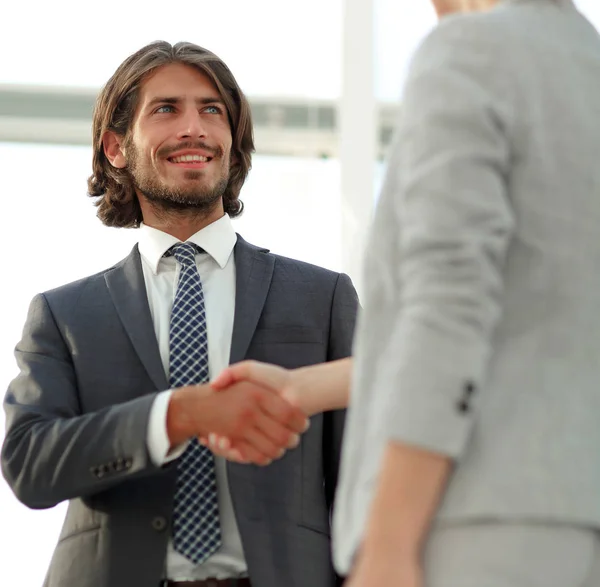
{"left": 239, "top": 421, "right": 294, "bottom": 463}
{"left": 212, "top": 446, "right": 249, "bottom": 463}
{"left": 214, "top": 446, "right": 248, "bottom": 463}
{"left": 213, "top": 361, "right": 288, "bottom": 393}
{"left": 204, "top": 434, "right": 249, "bottom": 463}
{"left": 280, "top": 386, "right": 302, "bottom": 410}
{"left": 210, "top": 361, "right": 260, "bottom": 389}
{"left": 227, "top": 449, "right": 249, "bottom": 463}
{"left": 210, "top": 368, "right": 236, "bottom": 390}
{"left": 258, "top": 391, "right": 309, "bottom": 435}
{"left": 250, "top": 409, "right": 301, "bottom": 454}
{"left": 233, "top": 437, "right": 275, "bottom": 466}
{"left": 207, "top": 433, "right": 232, "bottom": 453}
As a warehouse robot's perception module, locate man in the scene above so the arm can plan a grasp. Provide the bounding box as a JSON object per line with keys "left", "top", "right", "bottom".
{"left": 1, "top": 41, "right": 358, "bottom": 587}
{"left": 209, "top": 0, "right": 600, "bottom": 585}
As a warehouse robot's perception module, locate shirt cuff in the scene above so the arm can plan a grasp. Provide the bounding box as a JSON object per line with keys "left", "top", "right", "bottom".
{"left": 147, "top": 390, "right": 189, "bottom": 466}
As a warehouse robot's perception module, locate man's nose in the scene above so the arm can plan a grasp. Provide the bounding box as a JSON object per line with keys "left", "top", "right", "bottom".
{"left": 176, "top": 111, "right": 207, "bottom": 140}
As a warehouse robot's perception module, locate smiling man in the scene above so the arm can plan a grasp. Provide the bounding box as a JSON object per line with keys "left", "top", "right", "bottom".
{"left": 1, "top": 42, "right": 358, "bottom": 587}
{"left": 106, "top": 63, "right": 233, "bottom": 224}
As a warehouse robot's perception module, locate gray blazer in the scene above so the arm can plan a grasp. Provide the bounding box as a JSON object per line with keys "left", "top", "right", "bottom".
{"left": 334, "top": 0, "right": 600, "bottom": 574}
{"left": 1, "top": 235, "right": 358, "bottom": 587}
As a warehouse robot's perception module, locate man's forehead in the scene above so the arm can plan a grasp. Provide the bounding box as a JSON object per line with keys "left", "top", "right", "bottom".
{"left": 139, "top": 63, "right": 220, "bottom": 102}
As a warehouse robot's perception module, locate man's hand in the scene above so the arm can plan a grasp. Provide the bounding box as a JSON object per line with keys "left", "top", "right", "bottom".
{"left": 202, "top": 361, "right": 304, "bottom": 462}
{"left": 201, "top": 359, "right": 352, "bottom": 462}
{"left": 166, "top": 381, "right": 308, "bottom": 466}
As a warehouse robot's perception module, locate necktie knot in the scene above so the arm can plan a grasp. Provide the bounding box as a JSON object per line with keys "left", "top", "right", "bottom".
{"left": 167, "top": 242, "right": 201, "bottom": 266}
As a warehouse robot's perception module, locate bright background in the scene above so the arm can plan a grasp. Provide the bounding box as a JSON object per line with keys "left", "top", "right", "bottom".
{"left": 1, "top": 1, "right": 599, "bottom": 583}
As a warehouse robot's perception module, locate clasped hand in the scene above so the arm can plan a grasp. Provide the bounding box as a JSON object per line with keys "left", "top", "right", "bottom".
{"left": 200, "top": 361, "right": 306, "bottom": 465}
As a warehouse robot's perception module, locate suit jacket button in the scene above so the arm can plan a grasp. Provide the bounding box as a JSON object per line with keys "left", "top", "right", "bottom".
{"left": 465, "top": 381, "right": 476, "bottom": 395}
{"left": 152, "top": 516, "right": 167, "bottom": 532}
{"left": 457, "top": 400, "right": 470, "bottom": 414}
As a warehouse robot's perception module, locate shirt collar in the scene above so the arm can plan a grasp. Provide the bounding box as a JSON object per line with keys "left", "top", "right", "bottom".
{"left": 138, "top": 214, "right": 237, "bottom": 274}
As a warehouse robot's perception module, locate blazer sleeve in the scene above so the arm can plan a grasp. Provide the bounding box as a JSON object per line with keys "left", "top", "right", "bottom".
{"left": 1, "top": 293, "right": 161, "bottom": 509}
{"left": 366, "top": 18, "right": 516, "bottom": 458}
{"left": 323, "top": 273, "right": 359, "bottom": 511}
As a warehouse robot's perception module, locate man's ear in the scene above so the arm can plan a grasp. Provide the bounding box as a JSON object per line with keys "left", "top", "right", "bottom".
{"left": 102, "top": 131, "right": 127, "bottom": 169}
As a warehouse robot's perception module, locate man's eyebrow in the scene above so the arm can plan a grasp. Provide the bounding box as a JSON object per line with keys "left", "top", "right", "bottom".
{"left": 144, "top": 96, "right": 226, "bottom": 109}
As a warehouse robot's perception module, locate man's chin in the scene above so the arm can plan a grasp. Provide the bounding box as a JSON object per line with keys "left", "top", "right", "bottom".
{"left": 141, "top": 188, "right": 223, "bottom": 212}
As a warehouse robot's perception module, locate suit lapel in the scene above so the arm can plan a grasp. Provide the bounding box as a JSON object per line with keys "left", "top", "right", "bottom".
{"left": 229, "top": 235, "right": 274, "bottom": 364}
{"left": 105, "top": 245, "right": 168, "bottom": 391}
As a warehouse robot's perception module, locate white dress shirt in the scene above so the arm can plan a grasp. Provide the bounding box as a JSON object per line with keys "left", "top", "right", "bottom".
{"left": 140, "top": 214, "right": 247, "bottom": 580}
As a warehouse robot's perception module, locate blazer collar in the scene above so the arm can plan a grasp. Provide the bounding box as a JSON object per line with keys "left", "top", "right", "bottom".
{"left": 104, "top": 245, "right": 168, "bottom": 391}
{"left": 229, "top": 235, "right": 275, "bottom": 364}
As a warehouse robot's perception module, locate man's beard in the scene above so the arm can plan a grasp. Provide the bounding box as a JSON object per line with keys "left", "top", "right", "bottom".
{"left": 126, "top": 141, "right": 229, "bottom": 213}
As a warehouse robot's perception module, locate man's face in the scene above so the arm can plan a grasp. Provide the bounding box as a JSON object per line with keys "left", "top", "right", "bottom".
{"left": 124, "top": 62, "right": 233, "bottom": 212}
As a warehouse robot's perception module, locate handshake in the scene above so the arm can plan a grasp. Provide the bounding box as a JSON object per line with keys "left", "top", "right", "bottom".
{"left": 167, "top": 359, "right": 350, "bottom": 466}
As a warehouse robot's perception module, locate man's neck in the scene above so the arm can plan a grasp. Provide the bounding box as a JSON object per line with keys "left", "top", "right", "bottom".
{"left": 140, "top": 199, "right": 226, "bottom": 241}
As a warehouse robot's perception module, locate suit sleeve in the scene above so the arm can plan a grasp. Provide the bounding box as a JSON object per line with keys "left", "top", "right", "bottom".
{"left": 367, "top": 18, "right": 516, "bottom": 457}
{"left": 1, "top": 293, "right": 162, "bottom": 509}
{"left": 323, "top": 273, "right": 359, "bottom": 511}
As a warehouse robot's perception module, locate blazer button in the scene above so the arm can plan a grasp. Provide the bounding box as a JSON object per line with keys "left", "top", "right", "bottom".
{"left": 152, "top": 516, "right": 167, "bottom": 532}
{"left": 457, "top": 400, "right": 470, "bottom": 414}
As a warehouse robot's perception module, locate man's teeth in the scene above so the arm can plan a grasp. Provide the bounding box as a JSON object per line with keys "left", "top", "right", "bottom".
{"left": 171, "top": 154, "right": 209, "bottom": 163}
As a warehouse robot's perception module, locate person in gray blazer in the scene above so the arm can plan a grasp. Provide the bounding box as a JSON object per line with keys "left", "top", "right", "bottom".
{"left": 0, "top": 41, "right": 358, "bottom": 587}
{"left": 206, "top": 0, "right": 600, "bottom": 586}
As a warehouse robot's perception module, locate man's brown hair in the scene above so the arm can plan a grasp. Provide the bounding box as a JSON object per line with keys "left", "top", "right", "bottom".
{"left": 87, "top": 41, "right": 255, "bottom": 227}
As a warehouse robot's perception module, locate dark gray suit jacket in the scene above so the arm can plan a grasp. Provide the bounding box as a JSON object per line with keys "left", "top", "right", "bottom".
{"left": 1, "top": 235, "right": 359, "bottom": 587}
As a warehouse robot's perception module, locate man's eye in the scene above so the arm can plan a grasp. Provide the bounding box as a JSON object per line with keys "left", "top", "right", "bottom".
{"left": 205, "top": 105, "right": 222, "bottom": 114}
{"left": 156, "top": 105, "right": 175, "bottom": 114}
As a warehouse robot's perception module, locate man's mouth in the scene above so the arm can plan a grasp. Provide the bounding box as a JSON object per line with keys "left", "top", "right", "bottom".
{"left": 168, "top": 154, "right": 212, "bottom": 164}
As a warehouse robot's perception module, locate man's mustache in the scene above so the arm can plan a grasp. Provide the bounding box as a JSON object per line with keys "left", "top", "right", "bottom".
{"left": 158, "top": 142, "right": 224, "bottom": 159}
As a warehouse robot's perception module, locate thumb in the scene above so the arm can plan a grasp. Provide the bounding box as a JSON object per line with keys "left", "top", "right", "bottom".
{"left": 210, "top": 368, "right": 236, "bottom": 390}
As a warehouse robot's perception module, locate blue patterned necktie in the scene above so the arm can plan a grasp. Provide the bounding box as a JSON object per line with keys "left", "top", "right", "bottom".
{"left": 167, "top": 242, "right": 222, "bottom": 564}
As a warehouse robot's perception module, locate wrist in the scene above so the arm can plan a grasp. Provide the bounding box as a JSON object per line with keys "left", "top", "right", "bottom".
{"left": 166, "top": 385, "right": 210, "bottom": 448}
{"left": 289, "top": 367, "right": 320, "bottom": 416}
{"left": 362, "top": 517, "right": 421, "bottom": 561}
